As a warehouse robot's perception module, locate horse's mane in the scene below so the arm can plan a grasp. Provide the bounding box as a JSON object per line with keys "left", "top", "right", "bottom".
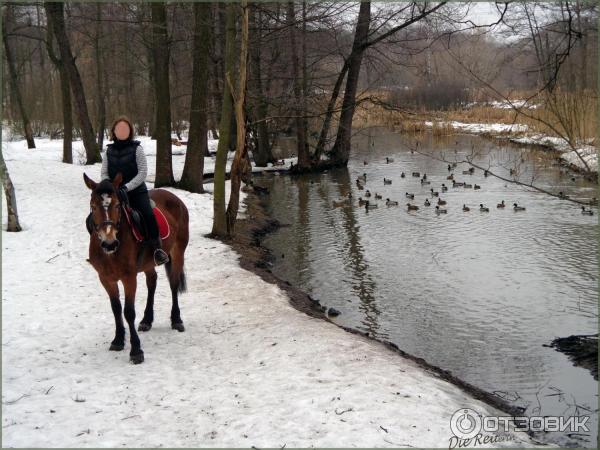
{"left": 96, "top": 179, "right": 116, "bottom": 196}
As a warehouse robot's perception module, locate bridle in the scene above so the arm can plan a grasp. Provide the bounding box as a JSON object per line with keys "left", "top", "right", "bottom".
{"left": 90, "top": 194, "right": 123, "bottom": 238}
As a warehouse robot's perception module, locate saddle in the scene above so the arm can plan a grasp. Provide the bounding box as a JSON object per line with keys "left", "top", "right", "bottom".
{"left": 86, "top": 199, "right": 170, "bottom": 242}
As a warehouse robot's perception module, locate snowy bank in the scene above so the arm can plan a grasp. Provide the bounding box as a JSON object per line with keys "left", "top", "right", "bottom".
{"left": 2, "top": 137, "right": 541, "bottom": 447}
{"left": 423, "top": 120, "right": 597, "bottom": 172}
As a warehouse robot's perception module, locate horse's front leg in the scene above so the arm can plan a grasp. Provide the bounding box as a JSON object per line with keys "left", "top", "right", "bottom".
{"left": 122, "top": 274, "right": 144, "bottom": 364}
{"left": 138, "top": 269, "right": 157, "bottom": 332}
{"left": 99, "top": 277, "right": 125, "bottom": 351}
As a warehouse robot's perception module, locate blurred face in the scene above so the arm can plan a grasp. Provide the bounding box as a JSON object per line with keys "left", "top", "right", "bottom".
{"left": 114, "top": 121, "right": 131, "bottom": 140}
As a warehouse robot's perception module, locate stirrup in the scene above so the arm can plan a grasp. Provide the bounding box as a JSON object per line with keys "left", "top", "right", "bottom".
{"left": 153, "top": 248, "right": 170, "bottom": 266}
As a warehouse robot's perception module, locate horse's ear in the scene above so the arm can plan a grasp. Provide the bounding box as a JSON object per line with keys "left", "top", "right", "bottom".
{"left": 83, "top": 173, "right": 97, "bottom": 190}
{"left": 113, "top": 172, "right": 123, "bottom": 188}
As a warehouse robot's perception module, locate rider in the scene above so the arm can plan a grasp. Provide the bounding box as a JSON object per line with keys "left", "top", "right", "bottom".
{"left": 100, "top": 115, "right": 169, "bottom": 266}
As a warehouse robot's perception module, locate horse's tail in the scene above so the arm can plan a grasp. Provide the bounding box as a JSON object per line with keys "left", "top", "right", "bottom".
{"left": 165, "top": 260, "right": 187, "bottom": 294}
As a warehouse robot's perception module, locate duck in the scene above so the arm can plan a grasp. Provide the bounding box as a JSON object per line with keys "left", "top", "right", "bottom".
{"left": 558, "top": 191, "right": 570, "bottom": 199}
{"left": 441, "top": 184, "right": 448, "bottom": 192}
{"left": 412, "top": 172, "right": 421, "bottom": 177}
{"left": 365, "top": 200, "right": 378, "bottom": 210}
{"left": 462, "top": 170, "right": 471, "bottom": 175}
{"left": 513, "top": 203, "right": 526, "bottom": 211}
{"left": 375, "top": 193, "right": 383, "bottom": 200}
{"left": 386, "top": 198, "right": 399, "bottom": 206}
{"left": 509, "top": 168, "right": 516, "bottom": 176}
{"left": 479, "top": 204, "right": 490, "bottom": 212}
{"left": 484, "top": 169, "right": 489, "bottom": 177}
{"left": 357, "top": 184, "right": 364, "bottom": 190}
{"left": 474, "top": 184, "right": 481, "bottom": 190}
{"left": 447, "top": 174, "right": 454, "bottom": 180}
{"left": 497, "top": 200, "right": 505, "bottom": 208}
{"left": 430, "top": 188, "right": 439, "bottom": 197}
{"left": 447, "top": 164, "right": 452, "bottom": 171}
{"left": 332, "top": 199, "right": 349, "bottom": 208}
{"left": 407, "top": 203, "right": 419, "bottom": 211}
{"left": 405, "top": 192, "right": 415, "bottom": 199}
{"left": 363, "top": 160, "right": 368, "bottom": 165}
{"left": 462, "top": 204, "right": 470, "bottom": 212}
{"left": 435, "top": 206, "right": 447, "bottom": 214}
{"left": 364, "top": 190, "right": 372, "bottom": 198}
{"left": 386, "top": 157, "right": 394, "bottom": 163}
{"left": 437, "top": 198, "right": 447, "bottom": 206}
{"left": 422, "top": 173, "right": 428, "bottom": 180}
{"left": 452, "top": 162, "right": 458, "bottom": 168}
{"left": 420, "top": 178, "right": 430, "bottom": 185}
{"left": 358, "top": 197, "right": 367, "bottom": 206}
{"left": 424, "top": 199, "right": 431, "bottom": 206}
{"left": 581, "top": 206, "right": 594, "bottom": 216}
{"left": 400, "top": 172, "right": 406, "bottom": 178}
{"left": 468, "top": 167, "right": 475, "bottom": 174}
{"left": 452, "top": 181, "right": 464, "bottom": 187}
{"left": 357, "top": 173, "right": 367, "bottom": 182}
{"left": 463, "top": 183, "right": 473, "bottom": 188}
{"left": 383, "top": 178, "right": 392, "bottom": 185}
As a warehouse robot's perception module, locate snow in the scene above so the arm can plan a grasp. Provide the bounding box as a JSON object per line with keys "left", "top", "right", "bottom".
{"left": 2, "top": 136, "right": 542, "bottom": 447}
{"left": 423, "top": 120, "right": 597, "bottom": 172}
{"left": 465, "top": 100, "right": 539, "bottom": 110}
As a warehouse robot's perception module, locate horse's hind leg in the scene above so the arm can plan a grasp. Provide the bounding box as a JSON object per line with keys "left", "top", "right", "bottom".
{"left": 138, "top": 269, "right": 157, "bottom": 332}
{"left": 165, "top": 248, "right": 186, "bottom": 332}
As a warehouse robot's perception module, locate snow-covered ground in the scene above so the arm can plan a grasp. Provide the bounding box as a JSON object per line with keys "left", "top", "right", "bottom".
{"left": 2, "top": 137, "right": 543, "bottom": 447}
{"left": 465, "top": 100, "right": 539, "bottom": 109}
{"left": 423, "top": 120, "right": 597, "bottom": 172}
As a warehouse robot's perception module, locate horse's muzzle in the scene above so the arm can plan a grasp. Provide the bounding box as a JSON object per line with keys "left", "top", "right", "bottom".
{"left": 101, "top": 239, "right": 120, "bottom": 253}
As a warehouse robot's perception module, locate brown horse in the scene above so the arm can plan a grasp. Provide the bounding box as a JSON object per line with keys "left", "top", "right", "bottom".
{"left": 83, "top": 172, "right": 189, "bottom": 364}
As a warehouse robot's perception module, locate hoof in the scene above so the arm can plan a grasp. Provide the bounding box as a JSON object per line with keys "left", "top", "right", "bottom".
{"left": 130, "top": 350, "right": 144, "bottom": 364}
{"left": 138, "top": 322, "right": 152, "bottom": 332}
{"left": 109, "top": 342, "right": 124, "bottom": 351}
{"left": 171, "top": 322, "right": 185, "bottom": 332}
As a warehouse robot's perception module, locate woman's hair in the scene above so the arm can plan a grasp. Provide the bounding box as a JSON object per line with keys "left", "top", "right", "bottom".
{"left": 109, "top": 115, "right": 135, "bottom": 141}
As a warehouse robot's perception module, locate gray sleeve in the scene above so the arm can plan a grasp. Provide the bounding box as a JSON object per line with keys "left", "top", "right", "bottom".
{"left": 124, "top": 144, "right": 148, "bottom": 191}
{"left": 101, "top": 150, "right": 109, "bottom": 180}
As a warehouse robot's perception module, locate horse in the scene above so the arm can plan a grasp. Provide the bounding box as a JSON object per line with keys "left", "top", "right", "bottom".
{"left": 83, "top": 172, "right": 189, "bottom": 364}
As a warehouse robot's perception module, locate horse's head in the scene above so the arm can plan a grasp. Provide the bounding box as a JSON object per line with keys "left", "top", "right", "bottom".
{"left": 84, "top": 172, "right": 124, "bottom": 254}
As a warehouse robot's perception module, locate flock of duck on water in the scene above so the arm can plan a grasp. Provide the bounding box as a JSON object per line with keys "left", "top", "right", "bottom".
{"left": 331, "top": 157, "right": 595, "bottom": 216}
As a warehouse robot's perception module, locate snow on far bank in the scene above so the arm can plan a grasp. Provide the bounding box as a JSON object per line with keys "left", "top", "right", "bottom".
{"left": 2, "top": 137, "right": 542, "bottom": 447}
{"left": 465, "top": 100, "right": 539, "bottom": 110}
{"left": 423, "top": 120, "right": 597, "bottom": 172}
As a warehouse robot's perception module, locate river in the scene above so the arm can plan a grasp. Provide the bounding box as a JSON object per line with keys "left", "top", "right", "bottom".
{"left": 254, "top": 129, "right": 598, "bottom": 447}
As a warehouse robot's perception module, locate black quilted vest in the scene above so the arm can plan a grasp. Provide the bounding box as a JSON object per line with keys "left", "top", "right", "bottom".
{"left": 106, "top": 139, "right": 147, "bottom": 193}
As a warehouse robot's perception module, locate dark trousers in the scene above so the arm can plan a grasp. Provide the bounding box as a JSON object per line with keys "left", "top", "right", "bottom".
{"left": 128, "top": 189, "right": 159, "bottom": 240}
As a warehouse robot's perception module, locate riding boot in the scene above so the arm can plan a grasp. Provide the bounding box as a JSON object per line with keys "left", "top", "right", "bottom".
{"left": 149, "top": 237, "right": 169, "bottom": 265}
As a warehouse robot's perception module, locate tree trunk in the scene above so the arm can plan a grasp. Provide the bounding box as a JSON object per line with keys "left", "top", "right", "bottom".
{"left": 94, "top": 3, "right": 106, "bottom": 153}
{"left": 45, "top": 15, "right": 72, "bottom": 163}
{"left": 211, "top": 2, "right": 236, "bottom": 238}
{"left": 151, "top": 2, "right": 175, "bottom": 187}
{"left": 44, "top": 2, "right": 100, "bottom": 164}
{"left": 226, "top": 1, "right": 250, "bottom": 237}
{"left": 330, "top": 1, "right": 371, "bottom": 166}
{"left": 179, "top": 2, "right": 211, "bottom": 193}
{"left": 2, "top": 6, "right": 35, "bottom": 149}
{"left": 249, "top": 4, "right": 274, "bottom": 167}
{"left": 0, "top": 147, "right": 22, "bottom": 232}
{"left": 286, "top": 2, "right": 309, "bottom": 169}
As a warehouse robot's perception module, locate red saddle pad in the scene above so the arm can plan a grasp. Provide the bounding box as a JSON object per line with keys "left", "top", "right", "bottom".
{"left": 154, "top": 207, "right": 170, "bottom": 240}
{"left": 124, "top": 206, "right": 170, "bottom": 242}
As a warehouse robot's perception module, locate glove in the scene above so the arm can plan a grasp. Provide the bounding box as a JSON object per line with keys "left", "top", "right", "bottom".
{"left": 118, "top": 186, "right": 129, "bottom": 205}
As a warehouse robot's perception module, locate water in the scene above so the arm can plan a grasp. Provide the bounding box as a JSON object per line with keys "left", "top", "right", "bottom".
{"left": 255, "top": 129, "right": 598, "bottom": 447}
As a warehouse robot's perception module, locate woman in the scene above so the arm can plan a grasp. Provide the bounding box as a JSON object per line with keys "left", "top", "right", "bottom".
{"left": 99, "top": 115, "right": 169, "bottom": 265}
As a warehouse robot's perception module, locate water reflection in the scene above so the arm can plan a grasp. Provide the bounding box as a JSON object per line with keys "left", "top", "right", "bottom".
{"left": 257, "top": 129, "right": 598, "bottom": 447}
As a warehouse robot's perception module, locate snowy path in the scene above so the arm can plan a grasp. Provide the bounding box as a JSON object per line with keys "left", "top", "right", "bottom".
{"left": 2, "top": 138, "right": 540, "bottom": 447}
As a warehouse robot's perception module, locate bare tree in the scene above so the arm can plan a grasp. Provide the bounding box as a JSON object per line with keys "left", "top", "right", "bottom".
{"left": 0, "top": 146, "right": 22, "bottom": 232}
